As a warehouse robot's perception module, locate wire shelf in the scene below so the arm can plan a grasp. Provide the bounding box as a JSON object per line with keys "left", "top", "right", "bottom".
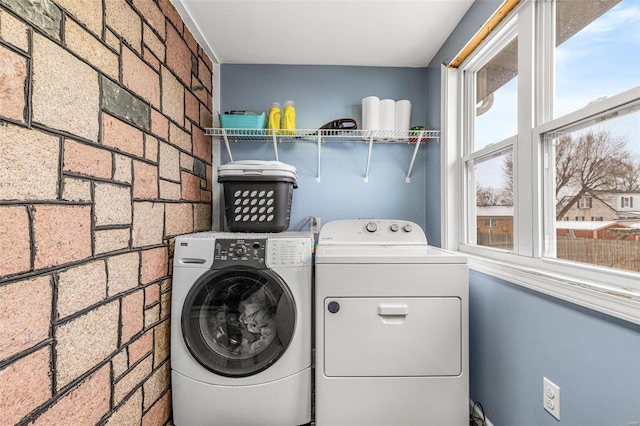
{"left": 206, "top": 128, "right": 439, "bottom": 142}
{"left": 207, "top": 127, "right": 439, "bottom": 183}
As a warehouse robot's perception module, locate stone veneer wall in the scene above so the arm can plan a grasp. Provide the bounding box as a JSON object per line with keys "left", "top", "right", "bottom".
{"left": 0, "top": 0, "right": 213, "bottom": 424}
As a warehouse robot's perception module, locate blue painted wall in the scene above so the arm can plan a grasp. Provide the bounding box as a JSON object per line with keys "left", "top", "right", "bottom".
{"left": 428, "top": 2, "right": 640, "bottom": 425}
{"left": 220, "top": 65, "right": 435, "bottom": 239}
{"left": 470, "top": 271, "right": 640, "bottom": 426}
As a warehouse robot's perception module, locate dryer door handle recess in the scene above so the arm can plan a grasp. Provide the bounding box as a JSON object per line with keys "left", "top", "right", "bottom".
{"left": 377, "top": 304, "right": 409, "bottom": 325}
{"left": 377, "top": 304, "right": 409, "bottom": 316}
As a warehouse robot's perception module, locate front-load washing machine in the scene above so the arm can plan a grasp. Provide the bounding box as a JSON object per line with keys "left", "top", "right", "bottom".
{"left": 315, "top": 219, "right": 468, "bottom": 426}
{"left": 171, "top": 231, "right": 313, "bottom": 426}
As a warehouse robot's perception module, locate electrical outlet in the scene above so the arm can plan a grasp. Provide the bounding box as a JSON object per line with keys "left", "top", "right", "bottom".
{"left": 543, "top": 377, "right": 560, "bottom": 420}
{"left": 310, "top": 216, "right": 321, "bottom": 233}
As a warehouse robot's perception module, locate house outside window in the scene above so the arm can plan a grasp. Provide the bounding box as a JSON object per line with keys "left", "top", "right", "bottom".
{"left": 442, "top": 0, "right": 640, "bottom": 323}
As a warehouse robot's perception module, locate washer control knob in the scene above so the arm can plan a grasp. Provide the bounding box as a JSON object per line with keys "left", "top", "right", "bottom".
{"left": 403, "top": 224, "right": 413, "bottom": 233}
{"left": 233, "top": 245, "right": 246, "bottom": 256}
{"left": 365, "top": 222, "right": 377, "bottom": 233}
{"left": 390, "top": 223, "right": 399, "bottom": 232}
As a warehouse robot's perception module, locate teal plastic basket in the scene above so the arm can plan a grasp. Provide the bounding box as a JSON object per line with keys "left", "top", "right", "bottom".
{"left": 219, "top": 112, "right": 267, "bottom": 129}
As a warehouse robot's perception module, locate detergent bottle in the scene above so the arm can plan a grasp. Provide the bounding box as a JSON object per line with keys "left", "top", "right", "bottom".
{"left": 268, "top": 102, "right": 281, "bottom": 134}
{"left": 282, "top": 100, "right": 296, "bottom": 136}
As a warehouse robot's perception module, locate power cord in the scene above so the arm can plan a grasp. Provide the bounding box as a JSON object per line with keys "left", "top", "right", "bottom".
{"left": 297, "top": 216, "right": 312, "bottom": 231}
{"left": 470, "top": 401, "right": 486, "bottom": 426}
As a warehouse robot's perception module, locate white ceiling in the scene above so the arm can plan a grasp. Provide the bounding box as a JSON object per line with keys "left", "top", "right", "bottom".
{"left": 172, "top": 0, "right": 475, "bottom": 68}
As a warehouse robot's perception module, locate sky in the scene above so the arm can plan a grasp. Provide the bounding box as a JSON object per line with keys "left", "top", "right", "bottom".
{"left": 555, "top": 0, "right": 640, "bottom": 119}
{"left": 555, "top": 0, "right": 640, "bottom": 157}
{"left": 474, "top": 0, "right": 640, "bottom": 191}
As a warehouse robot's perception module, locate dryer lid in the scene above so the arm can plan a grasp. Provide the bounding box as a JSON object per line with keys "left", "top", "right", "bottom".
{"left": 315, "top": 219, "right": 467, "bottom": 264}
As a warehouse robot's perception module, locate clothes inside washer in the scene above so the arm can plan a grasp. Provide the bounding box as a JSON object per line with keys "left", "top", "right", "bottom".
{"left": 239, "top": 287, "right": 277, "bottom": 353}
{"left": 207, "top": 286, "right": 277, "bottom": 358}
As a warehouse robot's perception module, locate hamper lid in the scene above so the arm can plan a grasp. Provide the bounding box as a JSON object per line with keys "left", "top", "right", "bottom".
{"left": 218, "top": 160, "right": 298, "bottom": 183}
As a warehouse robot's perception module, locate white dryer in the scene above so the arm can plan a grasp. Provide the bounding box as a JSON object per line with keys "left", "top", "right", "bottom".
{"left": 315, "top": 219, "right": 469, "bottom": 426}
{"left": 171, "top": 232, "right": 313, "bottom": 426}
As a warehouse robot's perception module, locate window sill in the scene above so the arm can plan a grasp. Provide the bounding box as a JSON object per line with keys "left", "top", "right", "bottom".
{"left": 464, "top": 252, "right": 640, "bottom": 325}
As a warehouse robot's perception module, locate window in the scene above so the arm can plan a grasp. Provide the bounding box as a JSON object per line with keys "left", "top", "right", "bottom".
{"left": 621, "top": 197, "right": 634, "bottom": 208}
{"left": 578, "top": 197, "right": 592, "bottom": 209}
{"left": 463, "top": 24, "right": 517, "bottom": 253}
{"left": 474, "top": 38, "right": 518, "bottom": 149}
{"left": 483, "top": 219, "right": 498, "bottom": 227}
{"left": 471, "top": 149, "right": 514, "bottom": 250}
{"left": 543, "top": 105, "right": 640, "bottom": 271}
{"left": 442, "top": 0, "right": 640, "bottom": 324}
{"left": 554, "top": 0, "right": 640, "bottom": 118}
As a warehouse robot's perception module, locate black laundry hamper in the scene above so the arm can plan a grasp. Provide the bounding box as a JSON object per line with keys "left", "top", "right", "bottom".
{"left": 217, "top": 161, "right": 298, "bottom": 233}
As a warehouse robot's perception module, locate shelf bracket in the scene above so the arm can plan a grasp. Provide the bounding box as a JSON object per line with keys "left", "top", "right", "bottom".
{"left": 316, "top": 133, "right": 322, "bottom": 183}
{"left": 405, "top": 131, "right": 425, "bottom": 183}
{"left": 364, "top": 135, "right": 374, "bottom": 183}
{"left": 221, "top": 129, "right": 233, "bottom": 162}
{"left": 270, "top": 131, "right": 279, "bottom": 161}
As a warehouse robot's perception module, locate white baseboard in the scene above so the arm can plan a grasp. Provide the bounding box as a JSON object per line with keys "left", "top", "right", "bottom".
{"left": 469, "top": 399, "right": 494, "bottom": 426}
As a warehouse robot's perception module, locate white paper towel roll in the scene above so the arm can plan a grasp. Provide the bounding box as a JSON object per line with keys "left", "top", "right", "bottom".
{"left": 395, "top": 99, "right": 412, "bottom": 132}
{"left": 361, "top": 96, "right": 380, "bottom": 132}
{"left": 379, "top": 99, "right": 396, "bottom": 133}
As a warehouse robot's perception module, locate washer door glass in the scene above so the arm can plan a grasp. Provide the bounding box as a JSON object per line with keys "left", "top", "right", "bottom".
{"left": 181, "top": 267, "right": 296, "bottom": 377}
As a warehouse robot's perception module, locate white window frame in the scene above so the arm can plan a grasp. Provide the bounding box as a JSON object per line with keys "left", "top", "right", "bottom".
{"left": 442, "top": 0, "right": 640, "bottom": 324}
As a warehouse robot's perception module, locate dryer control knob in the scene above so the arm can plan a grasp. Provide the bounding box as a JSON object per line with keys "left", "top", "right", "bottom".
{"left": 390, "top": 224, "right": 399, "bottom": 232}
{"left": 403, "top": 224, "right": 413, "bottom": 233}
{"left": 365, "top": 222, "right": 377, "bottom": 233}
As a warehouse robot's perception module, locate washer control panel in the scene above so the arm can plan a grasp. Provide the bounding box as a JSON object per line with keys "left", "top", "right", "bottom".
{"left": 267, "top": 238, "right": 313, "bottom": 267}
{"left": 212, "top": 236, "right": 313, "bottom": 269}
{"left": 213, "top": 238, "right": 267, "bottom": 269}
